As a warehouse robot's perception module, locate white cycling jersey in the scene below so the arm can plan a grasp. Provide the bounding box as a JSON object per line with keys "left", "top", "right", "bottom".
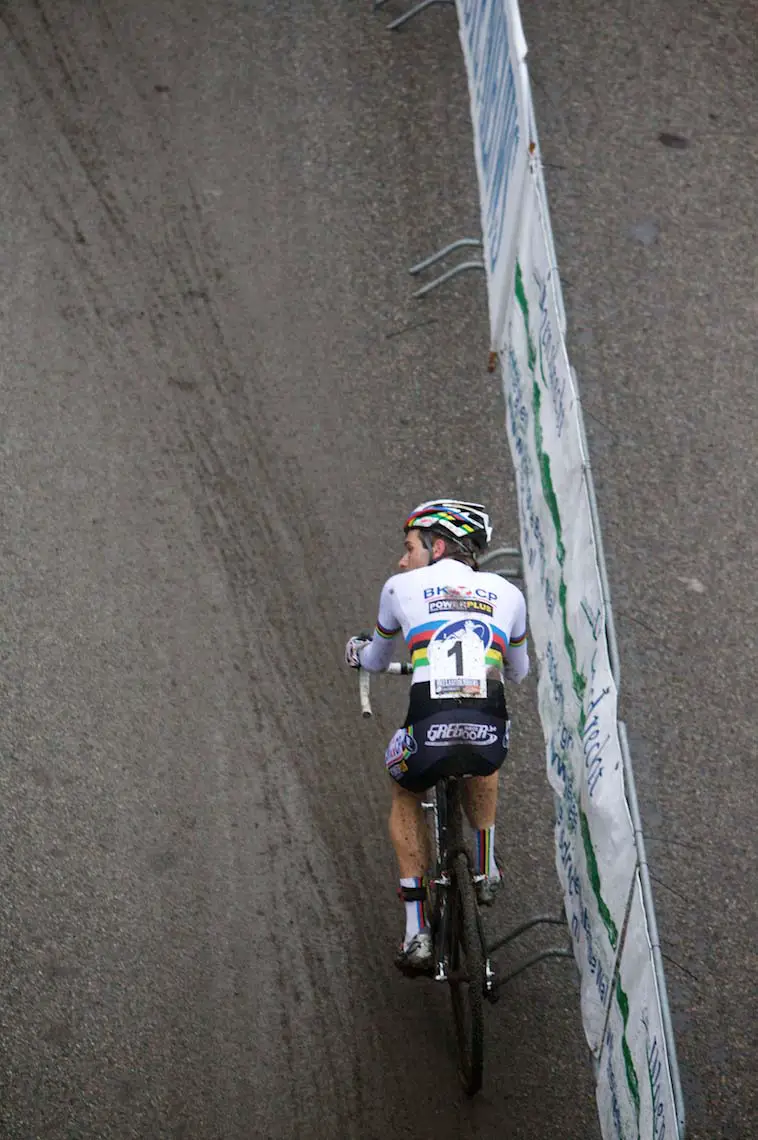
{"left": 359, "top": 558, "right": 529, "bottom": 689}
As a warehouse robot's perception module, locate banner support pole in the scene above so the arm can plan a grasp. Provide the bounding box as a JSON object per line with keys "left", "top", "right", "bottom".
{"left": 619, "top": 720, "right": 687, "bottom": 1139}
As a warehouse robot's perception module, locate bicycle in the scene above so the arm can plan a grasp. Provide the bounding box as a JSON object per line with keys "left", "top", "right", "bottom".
{"left": 359, "top": 662, "right": 496, "bottom": 1096}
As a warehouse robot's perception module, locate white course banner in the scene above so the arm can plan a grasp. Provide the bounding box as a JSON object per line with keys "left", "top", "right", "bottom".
{"left": 500, "top": 140, "right": 681, "bottom": 1137}
{"left": 600, "top": 876, "right": 679, "bottom": 1140}
{"left": 455, "top": 0, "right": 531, "bottom": 350}
{"left": 502, "top": 166, "right": 637, "bottom": 1056}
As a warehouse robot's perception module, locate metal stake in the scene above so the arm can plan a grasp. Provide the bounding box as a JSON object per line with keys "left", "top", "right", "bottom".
{"left": 409, "top": 238, "right": 482, "bottom": 276}
{"left": 387, "top": 0, "right": 455, "bottom": 32}
{"left": 412, "top": 260, "right": 485, "bottom": 298}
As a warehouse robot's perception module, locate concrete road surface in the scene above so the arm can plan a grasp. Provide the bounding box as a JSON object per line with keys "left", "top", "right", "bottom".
{"left": 0, "top": 2, "right": 754, "bottom": 1138}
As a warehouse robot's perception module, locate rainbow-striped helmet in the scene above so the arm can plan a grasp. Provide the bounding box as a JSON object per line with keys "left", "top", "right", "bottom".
{"left": 403, "top": 499, "right": 493, "bottom": 551}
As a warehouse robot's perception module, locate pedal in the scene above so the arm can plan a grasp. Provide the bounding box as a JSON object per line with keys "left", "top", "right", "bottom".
{"left": 484, "top": 960, "right": 499, "bottom": 1004}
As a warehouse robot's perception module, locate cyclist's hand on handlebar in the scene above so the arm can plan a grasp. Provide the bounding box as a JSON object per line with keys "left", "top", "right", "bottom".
{"left": 345, "top": 634, "right": 371, "bottom": 669}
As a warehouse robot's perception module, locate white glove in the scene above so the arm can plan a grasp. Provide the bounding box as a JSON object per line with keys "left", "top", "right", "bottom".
{"left": 345, "top": 635, "right": 370, "bottom": 669}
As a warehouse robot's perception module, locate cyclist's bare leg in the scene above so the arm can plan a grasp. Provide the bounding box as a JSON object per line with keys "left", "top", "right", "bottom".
{"left": 389, "top": 780, "right": 431, "bottom": 878}
{"left": 389, "top": 781, "right": 433, "bottom": 958}
{"left": 462, "top": 771, "right": 499, "bottom": 830}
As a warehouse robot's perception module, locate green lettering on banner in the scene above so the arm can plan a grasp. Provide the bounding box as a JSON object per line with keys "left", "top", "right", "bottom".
{"left": 533, "top": 382, "right": 565, "bottom": 566}
{"left": 581, "top": 810, "right": 619, "bottom": 948}
{"left": 616, "top": 976, "right": 642, "bottom": 1125}
{"left": 558, "top": 577, "right": 586, "bottom": 726}
{"left": 515, "top": 262, "right": 536, "bottom": 369}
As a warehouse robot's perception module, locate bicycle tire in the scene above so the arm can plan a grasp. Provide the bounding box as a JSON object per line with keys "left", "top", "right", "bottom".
{"left": 449, "top": 850, "right": 485, "bottom": 1096}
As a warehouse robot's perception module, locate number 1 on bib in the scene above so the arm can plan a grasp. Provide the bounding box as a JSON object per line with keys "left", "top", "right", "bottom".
{"left": 428, "top": 626, "right": 487, "bottom": 699}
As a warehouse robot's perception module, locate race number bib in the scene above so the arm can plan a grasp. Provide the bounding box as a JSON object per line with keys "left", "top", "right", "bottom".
{"left": 428, "top": 624, "right": 487, "bottom": 699}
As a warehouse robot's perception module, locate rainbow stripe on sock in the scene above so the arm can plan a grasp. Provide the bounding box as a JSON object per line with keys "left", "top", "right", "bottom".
{"left": 476, "top": 828, "right": 495, "bottom": 876}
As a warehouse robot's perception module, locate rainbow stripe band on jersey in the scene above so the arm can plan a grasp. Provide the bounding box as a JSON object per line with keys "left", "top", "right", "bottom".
{"left": 488, "top": 628, "right": 509, "bottom": 669}
{"left": 406, "top": 622, "right": 510, "bottom": 672}
{"left": 485, "top": 643, "right": 505, "bottom": 669}
{"left": 407, "top": 621, "right": 446, "bottom": 669}
{"left": 375, "top": 620, "right": 400, "bottom": 640}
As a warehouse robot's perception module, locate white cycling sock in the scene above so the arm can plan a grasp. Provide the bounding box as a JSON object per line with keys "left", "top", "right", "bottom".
{"left": 475, "top": 826, "right": 498, "bottom": 878}
{"left": 400, "top": 877, "right": 426, "bottom": 946}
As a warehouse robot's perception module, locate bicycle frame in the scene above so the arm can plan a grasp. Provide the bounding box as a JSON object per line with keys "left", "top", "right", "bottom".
{"left": 424, "top": 778, "right": 453, "bottom": 983}
{"left": 424, "top": 777, "right": 496, "bottom": 996}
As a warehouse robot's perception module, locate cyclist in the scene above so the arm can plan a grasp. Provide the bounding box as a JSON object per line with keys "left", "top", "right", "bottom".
{"left": 345, "top": 499, "right": 529, "bottom": 973}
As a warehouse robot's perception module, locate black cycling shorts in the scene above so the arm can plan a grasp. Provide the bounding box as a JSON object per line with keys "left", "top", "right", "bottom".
{"left": 384, "top": 681, "right": 510, "bottom": 794}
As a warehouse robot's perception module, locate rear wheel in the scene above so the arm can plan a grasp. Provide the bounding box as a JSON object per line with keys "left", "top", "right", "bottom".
{"left": 448, "top": 851, "right": 485, "bottom": 1095}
